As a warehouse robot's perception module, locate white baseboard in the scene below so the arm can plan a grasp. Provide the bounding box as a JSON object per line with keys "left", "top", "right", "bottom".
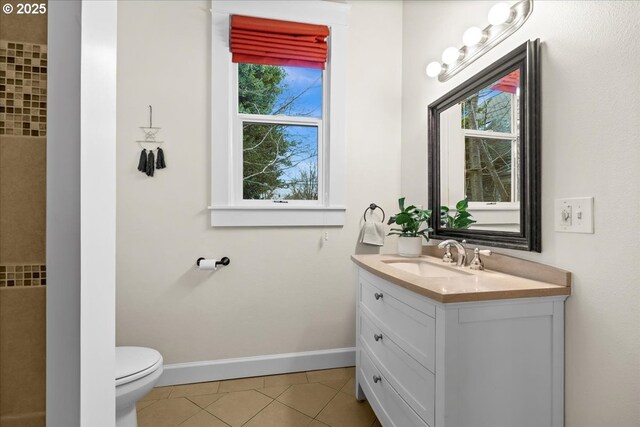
{"left": 157, "top": 347, "right": 356, "bottom": 387}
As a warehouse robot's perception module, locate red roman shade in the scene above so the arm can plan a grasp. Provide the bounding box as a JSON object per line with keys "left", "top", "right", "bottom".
{"left": 230, "top": 15, "right": 330, "bottom": 70}
{"left": 490, "top": 69, "right": 520, "bottom": 94}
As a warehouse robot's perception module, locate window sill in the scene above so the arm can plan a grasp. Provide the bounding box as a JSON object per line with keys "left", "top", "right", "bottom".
{"left": 468, "top": 203, "right": 520, "bottom": 211}
{"left": 209, "top": 206, "right": 346, "bottom": 227}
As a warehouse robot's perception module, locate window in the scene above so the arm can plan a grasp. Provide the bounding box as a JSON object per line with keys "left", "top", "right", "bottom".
{"left": 460, "top": 69, "right": 520, "bottom": 206}
{"left": 438, "top": 68, "right": 521, "bottom": 231}
{"left": 236, "top": 64, "right": 323, "bottom": 204}
{"left": 210, "top": 1, "right": 350, "bottom": 226}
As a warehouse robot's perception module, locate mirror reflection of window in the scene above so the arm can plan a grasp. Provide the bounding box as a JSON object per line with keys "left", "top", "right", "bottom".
{"left": 438, "top": 68, "right": 522, "bottom": 233}
{"left": 460, "top": 69, "right": 520, "bottom": 204}
{"left": 465, "top": 137, "right": 513, "bottom": 202}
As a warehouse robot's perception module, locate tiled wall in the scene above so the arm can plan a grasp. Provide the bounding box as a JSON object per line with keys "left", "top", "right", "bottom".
{"left": 0, "top": 40, "right": 48, "bottom": 137}
{"left": 0, "top": 287, "right": 46, "bottom": 427}
{"left": 0, "top": 7, "right": 48, "bottom": 427}
{"left": 0, "top": 264, "right": 46, "bottom": 287}
{"left": 0, "top": 39, "right": 47, "bottom": 263}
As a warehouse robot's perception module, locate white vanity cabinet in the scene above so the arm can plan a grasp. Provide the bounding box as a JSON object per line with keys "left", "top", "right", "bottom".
{"left": 355, "top": 267, "right": 567, "bottom": 427}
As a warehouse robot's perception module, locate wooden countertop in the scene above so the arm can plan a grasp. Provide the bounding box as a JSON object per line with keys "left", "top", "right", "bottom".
{"left": 351, "top": 253, "right": 571, "bottom": 303}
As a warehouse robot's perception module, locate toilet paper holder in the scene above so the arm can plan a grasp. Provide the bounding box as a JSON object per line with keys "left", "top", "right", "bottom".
{"left": 196, "top": 257, "right": 230, "bottom": 270}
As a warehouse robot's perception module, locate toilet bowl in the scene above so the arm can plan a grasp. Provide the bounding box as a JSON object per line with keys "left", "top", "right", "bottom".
{"left": 116, "top": 346, "right": 163, "bottom": 427}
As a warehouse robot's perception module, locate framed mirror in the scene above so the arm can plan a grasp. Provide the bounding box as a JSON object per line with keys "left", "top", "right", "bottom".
{"left": 428, "top": 39, "right": 540, "bottom": 251}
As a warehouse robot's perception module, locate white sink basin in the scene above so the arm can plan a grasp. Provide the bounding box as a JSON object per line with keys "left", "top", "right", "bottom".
{"left": 383, "top": 260, "right": 472, "bottom": 278}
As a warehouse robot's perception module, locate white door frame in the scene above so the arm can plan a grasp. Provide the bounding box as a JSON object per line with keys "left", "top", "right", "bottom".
{"left": 47, "top": 1, "right": 117, "bottom": 426}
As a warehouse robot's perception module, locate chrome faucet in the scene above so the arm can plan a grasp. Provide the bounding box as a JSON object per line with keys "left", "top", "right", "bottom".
{"left": 438, "top": 239, "right": 467, "bottom": 267}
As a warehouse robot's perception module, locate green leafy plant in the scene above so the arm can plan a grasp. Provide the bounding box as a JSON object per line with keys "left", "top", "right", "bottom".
{"left": 440, "top": 197, "right": 477, "bottom": 229}
{"left": 387, "top": 197, "right": 433, "bottom": 240}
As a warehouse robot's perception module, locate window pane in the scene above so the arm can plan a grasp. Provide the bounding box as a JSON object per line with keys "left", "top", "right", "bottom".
{"left": 242, "top": 123, "right": 318, "bottom": 201}
{"left": 460, "top": 69, "right": 519, "bottom": 133}
{"left": 465, "top": 137, "right": 513, "bottom": 202}
{"left": 238, "top": 64, "right": 322, "bottom": 118}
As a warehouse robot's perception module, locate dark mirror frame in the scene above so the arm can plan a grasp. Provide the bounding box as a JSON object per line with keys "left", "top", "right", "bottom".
{"left": 428, "top": 39, "right": 541, "bottom": 252}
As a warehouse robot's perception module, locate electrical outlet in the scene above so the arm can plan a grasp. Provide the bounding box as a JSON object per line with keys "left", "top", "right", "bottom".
{"left": 554, "top": 197, "right": 594, "bottom": 233}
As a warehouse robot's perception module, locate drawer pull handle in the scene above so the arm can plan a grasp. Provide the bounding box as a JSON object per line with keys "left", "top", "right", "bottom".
{"left": 374, "top": 293, "right": 383, "bottom": 300}
{"left": 373, "top": 375, "right": 382, "bottom": 383}
{"left": 374, "top": 334, "right": 383, "bottom": 342}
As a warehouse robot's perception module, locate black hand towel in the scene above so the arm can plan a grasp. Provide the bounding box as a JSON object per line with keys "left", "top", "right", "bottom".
{"left": 156, "top": 147, "right": 166, "bottom": 169}
{"left": 137, "top": 149, "right": 147, "bottom": 172}
{"left": 146, "top": 150, "right": 155, "bottom": 177}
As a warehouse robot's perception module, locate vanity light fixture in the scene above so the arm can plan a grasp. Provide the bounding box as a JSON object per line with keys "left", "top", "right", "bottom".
{"left": 488, "top": 2, "right": 514, "bottom": 26}
{"left": 442, "top": 46, "right": 463, "bottom": 65}
{"left": 462, "top": 26, "right": 486, "bottom": 47}
{"left": 425, "top": 0, "right": 533, "bottom": 81}
{"left": 426, "top": 61, "right": 443, "bottom": 78}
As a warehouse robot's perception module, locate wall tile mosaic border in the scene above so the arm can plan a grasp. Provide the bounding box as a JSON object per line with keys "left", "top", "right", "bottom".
{"left": 0, "top": 264, "right": 46, "bottom": 287}
{"left": 0, "top": 40, "right": 48, "bottom": 137}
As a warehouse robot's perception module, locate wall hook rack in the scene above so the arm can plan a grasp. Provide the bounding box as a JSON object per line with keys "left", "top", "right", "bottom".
{"left": 135, "top": 105, "right": 167, "bottom": 177}
{"left": 136, "top": 105, "right": 164, "bottom": 147}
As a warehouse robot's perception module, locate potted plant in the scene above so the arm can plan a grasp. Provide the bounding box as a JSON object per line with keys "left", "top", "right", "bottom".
{"left": 387, "top": 197, "right": 433, "bottom": 257}
{"left": 440, "top": 197, "right": 477, "bottom": 229}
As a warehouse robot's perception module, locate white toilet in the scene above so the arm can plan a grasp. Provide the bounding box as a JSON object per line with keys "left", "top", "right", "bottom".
{"left": 116, "top": 346, "right": 164, "bottom": 427}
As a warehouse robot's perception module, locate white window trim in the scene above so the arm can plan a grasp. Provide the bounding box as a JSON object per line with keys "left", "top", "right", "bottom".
{"left": 462, "top": 91, "right": 520, "bottom": 208}
{"left": 210, "top": 1, "right": 350, "bottom": 227}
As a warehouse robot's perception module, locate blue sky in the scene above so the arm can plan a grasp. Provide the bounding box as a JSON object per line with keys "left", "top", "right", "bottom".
{"left": 272, "top": 66, "right": 322, "bottom": 197}
{"left": 272, "top": 66, "right": 323, "bottom": 118}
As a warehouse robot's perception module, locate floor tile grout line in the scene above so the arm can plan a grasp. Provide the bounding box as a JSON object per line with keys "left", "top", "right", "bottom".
{"left": 184, "top": 392, "right": 228, "bottom": 408}
{"left": 309, "top": 386, "right": 343, "bottom": 424}
{"left": 269, "top": 391, "right": 327, "bottom": 423}
{"left": 262, "top": 371, "right": 309, "bottom": 387}
{"left": 176, "top": 408, "right": 230, "bottom": 427}
{"left": 274, "top": 381, "right": 341, "bottom": 419}
{"left": 218, "top": 377, "right": 266, "bottom": 394}
{"left": 254, "top": 383, "right": 292, "bottom": 399}
{"left": 136, "top": 398, "right": 159, "bottom": 412}
{"left": 237, "top": 395, "right": 275, "bottom": 427}
{"left": 136, "top": 399, "right": 160, "bottom": 415}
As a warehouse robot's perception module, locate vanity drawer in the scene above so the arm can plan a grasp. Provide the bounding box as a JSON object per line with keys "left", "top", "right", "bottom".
{"left": 360, "top": 349, "right": 430, "bottom": 427}
{"left": 360, "top": 313, "right": 435, "bottom": 426}
{"left": 359, "top": 268, "right": 436, "bottom": 316}
{"left": 360, "top": 279, "right": 436, "bottom": 372}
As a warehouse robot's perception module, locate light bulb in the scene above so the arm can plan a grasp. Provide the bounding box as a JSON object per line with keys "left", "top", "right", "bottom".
{"left": 442, "top": 47, "right": 462, "bottom": 65}
{"left": 426, "top": 62, "right": 442, "bottom": 78}
{"left": 488, "top": 2, "right": 513, "bottom": 26}
{"left": 463, "top": 26, "right": 486, "bottom": 47}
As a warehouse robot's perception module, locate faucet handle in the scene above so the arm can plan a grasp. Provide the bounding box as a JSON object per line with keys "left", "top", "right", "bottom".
{"left": 469, "top": 248, "right": 491, "bottom": 270}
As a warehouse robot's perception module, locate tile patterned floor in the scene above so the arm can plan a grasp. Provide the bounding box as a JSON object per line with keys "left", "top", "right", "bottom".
{"left": 136, "top": 367, "right": 381, "bottom": 427}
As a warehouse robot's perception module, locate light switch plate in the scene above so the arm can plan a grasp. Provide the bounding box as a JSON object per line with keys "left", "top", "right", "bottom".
{"left": 554, "top": 197, "right": 594, "bottom": 233}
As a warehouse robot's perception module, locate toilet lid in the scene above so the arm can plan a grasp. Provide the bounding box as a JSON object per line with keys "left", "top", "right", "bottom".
{"left": 116, "top": 346, "right": 162, "bottom": 386}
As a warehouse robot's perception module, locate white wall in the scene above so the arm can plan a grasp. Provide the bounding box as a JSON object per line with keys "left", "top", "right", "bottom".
{"left": 116, "top": 1, "right": 402, "bottom": 364}
{"left": 402, "top": 1, "right": 640, "bottom": 426}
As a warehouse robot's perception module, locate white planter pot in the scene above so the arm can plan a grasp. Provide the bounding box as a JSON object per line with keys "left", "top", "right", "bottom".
{"left": 397, "top": 236, "right": 423, "bottom": 257}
